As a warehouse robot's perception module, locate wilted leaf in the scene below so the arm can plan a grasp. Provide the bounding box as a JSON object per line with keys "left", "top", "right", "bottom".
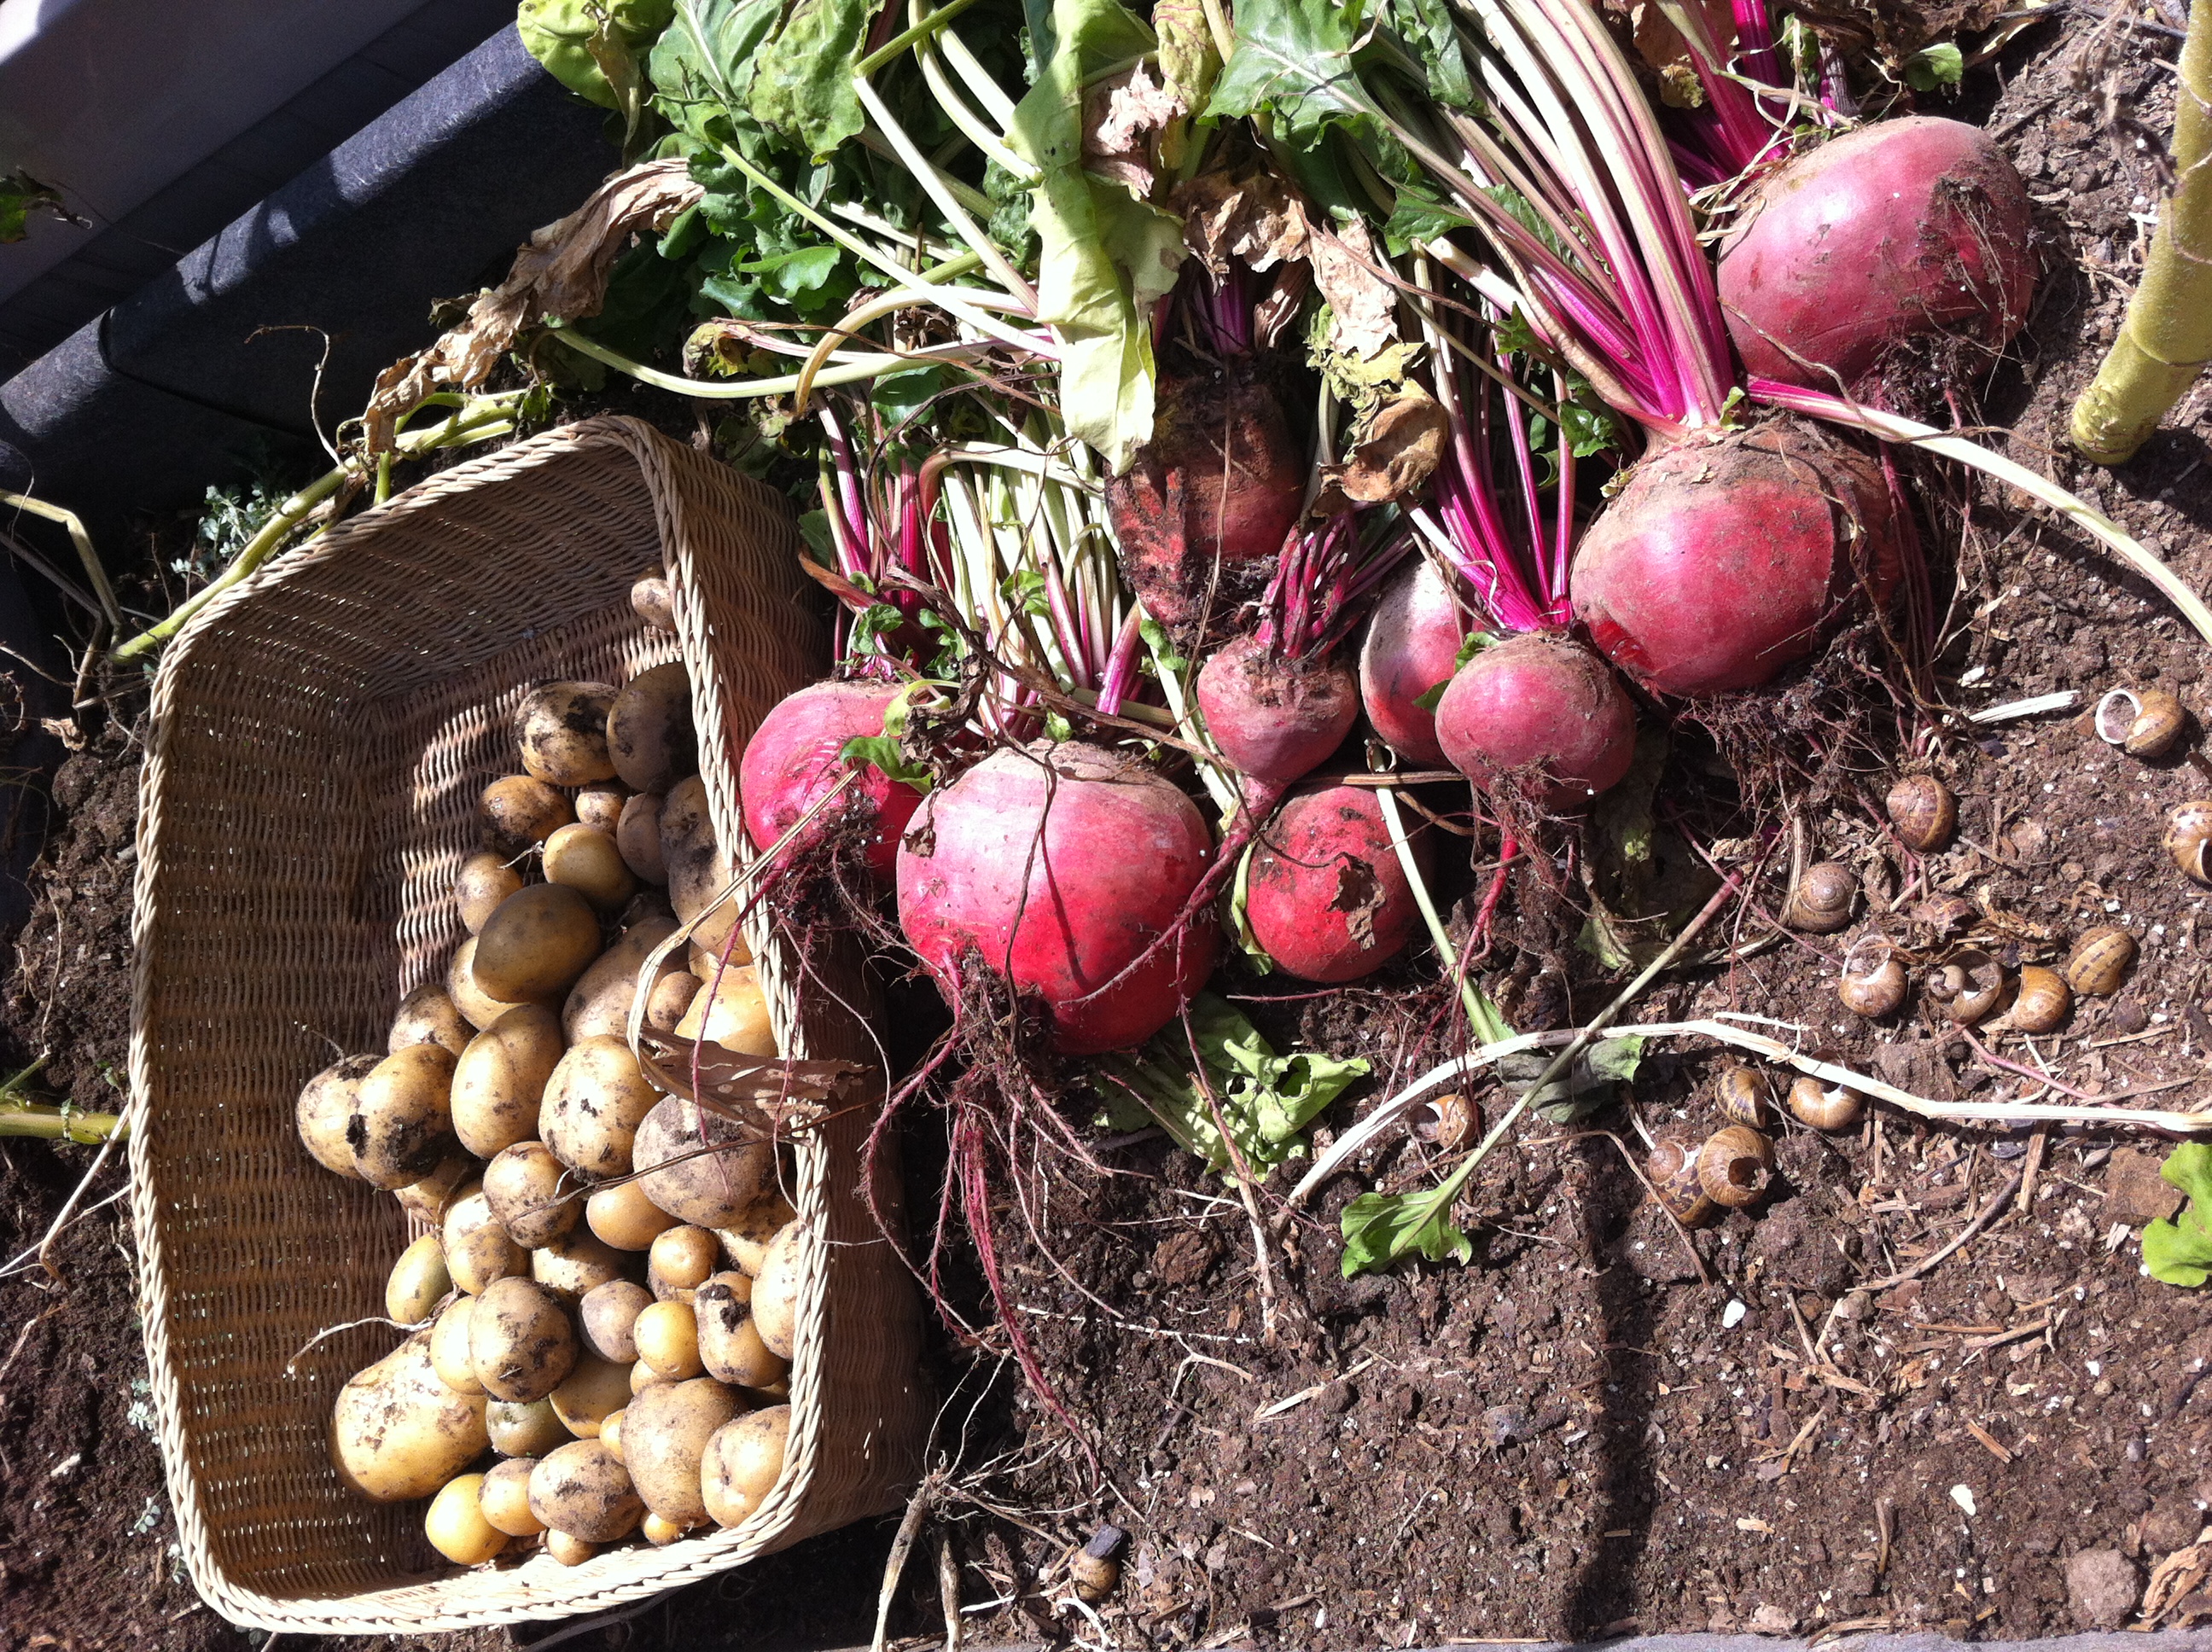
{"left": 1341, "top": 1187, "right": 1472, "bottom": 1274}
{"left": 1314, "top": 384, "right": 1448, "bottom": 509}
{"left": 1154, "top": 0, "right": 1223, "bottom": 112}
{"left": 519, "top": 0, "right": 676, "bottom": 109}
{"left": 1083, "top": 61, "right": 1187, "bottom": 194}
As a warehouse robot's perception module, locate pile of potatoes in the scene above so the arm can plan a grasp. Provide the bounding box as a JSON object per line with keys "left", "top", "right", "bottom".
{"left": 297, "top": 585, "right": 814, "bottom": 1569}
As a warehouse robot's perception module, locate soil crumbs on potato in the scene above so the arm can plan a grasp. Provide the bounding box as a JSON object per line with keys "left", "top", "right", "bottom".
{"left": 10, "top": 14, "right": 2212, "bottom": 1650}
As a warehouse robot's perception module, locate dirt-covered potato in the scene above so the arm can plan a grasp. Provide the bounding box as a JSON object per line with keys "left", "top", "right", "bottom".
{"left": 585, "top": 1178, "right": 679, "bottom": 1252}
{"left": 479, "top": 1456, "right": 545, "bottom": 1536}
{"left": 386, "top": 1232, "right": 452, "bottom": 1326}
{"left": 661, "top": 777, "right": 741, "bottom": 957}
{"left": 625, "top": 1376, "right": 742, "bottom": 1528}
{"left": 528, "top": 1439, "right": 643, "bottom": 1543}
{"left": 646, "top": 970, "right": 699, "bottom": 1034}
{"left": 451, "top": 1003, "right": 562, "bottom": 1159}
{"left": 443, "top": 1186, "right": 527, "bottom": 1295}
{"left": 531, "top": 1228, "right": 630, "bottom": 1301}
{"left": 389, "top": 984, "right": 472, "bottom": 1059}
{"left": 516, "top": 681, "right": 620, "bottom": 787}
{"left": 579, "top": 1279, "right": 654, "bottom": 1364}
{"left": 447, "top": 935, "right": 534, "bottom": 1032}
{"left": 632, "top": 566, "right": 676, "bottom": 632}
{"left": 715, "top": 1192, "right": 795, "bottom": 1276}
{"left": 329, "top": 1329, "right": 488, "bottom": 1502}
{"left": 426, "top": 1472, "right": 509, "bottom": 1565}
{"left": 616, "top": 792, "right": 667, "bottom": 884}
{"left": 696, "top": 1273, "right": 787, "bottom": 1390}
{"left": 608, "top": 662, "right": 695, "bottom": 794}
{"left": 575, "top": 781, "right": 632, "bottom": 836}
{"left": 673, "top": 964, "right": 777, "bottom": 1057}
{"left": 562, "top": 916, "right": 681, "bottom": 1043}
{"left": 633, "top": 1299, "right": 702, "bottom": 1380}
{"left": 544, "top": 823, "right": 637, "bottom": 915}
{"left": 429, "top": 1295, "right": 484, "bottom": 1395}
{"left": 347, "top": 1044, "right": 457, "bottom": 1190}
{"left": 295, "top": 1055, "right": 378, "bottom": 1178}
{"left": 630, "top": 1097, "right": 775, "bottom": 1230}
{"left": 480, "top": 775, "right": 573, "bottom": 852}
{"left": 486, "top": 1395, "right": 571, "bottom": 1457}
{"left": 470, "top": 1276, "right": 579, "bottom": 1403}
{"left": 541, "top": 1036, "right": 660, "bottom": 1177}
{"left": 482, "top": 1141, "right": 579, "bottom": 1250}
{"left": 549, "top": 1353, "right": 633, "bottom": 1439}
{"left": 457, "top": 851, "right": 526, "bottom": 935}
{"left": 649, "top": 1225, "right": 719, "bottom": 1301}
{"left": 700, "top": 1405, "right": 789, "bottom": 1528}
{"left": 474, "top": 885, "right": 602, "bottom": 1004}
{"left": 544, "top": 1529, "right": 597, "bottom": 1566}
{"left": 393, "top": 1152, "right": 474, "bottom": 1226}
{"left": 750, "top": 1220, "right": 803, "bottom": 1359}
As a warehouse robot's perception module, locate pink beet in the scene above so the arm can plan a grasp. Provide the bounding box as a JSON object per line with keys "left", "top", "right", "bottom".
{"left": 1359, "top": 558, "right": 1467, "bottom": 766}
{"left": 1434, "top": 632, "right": 1637, "bottom": 810}
{"left": 1196, "top": 634, "right": 1359, "bottom": 787}
{"left": 740, "top": 679, "right": 925, "bottom": 885}
{"left": 1248, "top": 784, "right": 1429, "bottom": 983}
{"left": 1570, "top": 423, "right": 1901, "bottom": 697}
{"left": 895, "top": 742, "right": 1218, "bottom": 1055}
{"left": 1719, "top": 117, "right": 2036, "bottom": 392}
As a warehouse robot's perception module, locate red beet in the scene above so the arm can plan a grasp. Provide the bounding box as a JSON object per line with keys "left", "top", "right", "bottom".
{"left": 1196, "top": 635, "right": 1358, "bottom": 787}
{"left": 1104, "top": 361, "right": 1305, "bottom": 629}
{"left": 1569, "top": 423, "right": 1901, "bottom": 697}
{"left": 1719, "top": 117, "right": 2036, "bottom": 392}
{"left": 1435, "top": 632, "right": 1637, "bottom": 809}
{"left": 1247, "top": 784, "right": 1429, "bottom": 983}
{"left": 1359, "top": 558, "right": 1467, "bottom": 766}
{"left": 740, "top": 680, "right": 924, "bottom": 885}
{"left": 895, "top": 742, "right": 1218, "bottom": 1055}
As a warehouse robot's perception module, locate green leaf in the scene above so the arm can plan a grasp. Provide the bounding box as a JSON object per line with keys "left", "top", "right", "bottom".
{"left": 2142, "top": 1143, "right": 2212, "bottom": 1287}
{"left": 1904, "top": 42, "right": 1964, "bottom": 92}
{"left": 1384, "top": 0, "right": 1476, "bottom": 109}
{"left": 871, "top": 364, "right": 947, "bottom": 431}
{"left": 1155, "top": 0, "right": 1223, "bottom": 113}
{"left": 1207, "top": 0, "right": 1377, "bottom": 149}
{"left": 521, "top": 0, "right": 677, "bottom": 110}
{"left": 748, "top": 0, "right": 885, "bottom": 156}
{"left": 839, "top": 734, "right": 935, "bottom": 790}
{"left": 1498, "top": 1035, "right": 1644, "bottom": 1126}
{"left": 648, "top": 0, "right": 778, "bottom": 118}
{"left": 1340, "top": 1188, "right": 1471, "bottom": 1275}
{"left": 1382, "top": 187, "right": 1472, "bottom": 257}
{"left": 0, "top": 171, "right": 67, "bottom": 245}
{"left": 1003, "top": 567, "right": 1051, "bottom": 616}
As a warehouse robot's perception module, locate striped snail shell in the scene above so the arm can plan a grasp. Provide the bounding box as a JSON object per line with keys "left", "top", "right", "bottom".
{"left": 1697, "top": 1125, "right": 1776, "bottom": 1208}
{"left": 2063, "top": 926, "right": 2137, "bottom": 997}
{"left": 1885, "top": 776, "right": 1957, "bottom": 853}
{"left": 2095, "top": 687, "right": 2192, "bottom": 760}
{"left": 2003, "top": 965, "right": 2072, "bottom": 1034}
{"left": 1784, "top": 861, "right": 1858, "bottom": 934}
{"left": 1647, "top": 1138, "right": 1717, "bottom": 1228}
{"left": 1789, "top": 1076, "right": 1865, "bottom": 1131}
{"left": 1924, "top": 948, "right": 2009, "bottom": 1026}
{"left": 1714, "top": 1065, "right": 1772, "bottom": 1129}
{"left": 2168, "top": 803, "right": 2212, "bottom": 886}
{"left": 1837, "top": 936, "right": 1907, "bottom": 1018}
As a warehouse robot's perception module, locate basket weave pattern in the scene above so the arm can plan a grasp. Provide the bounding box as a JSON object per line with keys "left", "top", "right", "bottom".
{"left": 128, "top": 416, "right": 926, "bottom": 1632}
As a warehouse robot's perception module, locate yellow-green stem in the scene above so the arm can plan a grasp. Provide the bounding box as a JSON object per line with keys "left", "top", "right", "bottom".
{"left": 0, "top": 1103, "right": 127, "bottom": 1143}
{"left": 0, "top": 491, "right": 122, "bottom": 631}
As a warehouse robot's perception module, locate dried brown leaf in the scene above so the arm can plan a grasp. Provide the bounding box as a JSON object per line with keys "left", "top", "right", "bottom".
{"left": 1313, "top": 384, "right": 1449, "bottom": 512}
{"left": 1083, "top": 62, "right": 1185, "bottom": 195}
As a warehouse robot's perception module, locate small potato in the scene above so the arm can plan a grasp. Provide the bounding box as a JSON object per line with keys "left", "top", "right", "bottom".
{"left": 426, "top": 1473, "right": 508, "bottom": 1565}
{"left": 447, "top": 935, "right": 534, "bottom": 1032}
{"left": 642, "top": 1510, "right": 687, "bottom": 1545}
{"left": 630, "top": 1358, "right": 668, "bottom": 1396}
{"left": 576, "top": 781, "right": 632, "bottom": 835}
{"left": 482, "top": 1142, "right": 580, "bottom": 1249}
{"left": 700, "top": 1405, "right": 789, "bottom": 1529}
{"left": 599, "top": 1407, "right": 628, "bottom": 1462}
{"left": 633, "top": 1300, "right": 702, "bottom": 1380}
{"left": 544, "top": 1530, "right": 597, "bottom": 1566}
{"left": 661, "top": 778, "right": 740, "bottom": 957}
{"left": 394, "top": 1151, "right": 474, "bottom": 1226}
{"left": 632, "top": 1097, "right": 776, "bottom": 1229}
{"left": 541, "top": 1037, "right": 660, "bottom": 1178}
{"left": 646, "top": 971, "right": 699, "bottom": 1034}
{"left": 429, "top": 1296, "right": 484, "bottom": 1396}
{"left": 443, "top": 1187, "right": 527, "bottom": 1296}
{"left": 751, "top": 1220, "right": 804, "bottom": 1359}
{"left": 616, "top": 793, "right": 667, "bottom": 885}
{"left": 528, "top": 1439, "right": 643, "bottom": 1543}
{"left": 586, "top": 1179, "right": 679, "bottom": 1253}
{"left": 451, "top": 1003, "right": 563, "bottom": 1159}
{"left": 486, "top": 1396, "right": 572, "bottom": 1457}
{"left": 608, "top": 662, "right": 696, "bottom": 794}
{"left": 480, "top": 775, "right": 573, "bottom": 852}
{"left": 515, "top": 681, "right": 620, "bottom": 787}
{"left": 696, "top": 1274, "right": 786, "bottom": 1390}
{"left": 716, "top": 1193, "right": 795, "bottom": 1276}
{"left": 562, "top": 916, "right": 681, "bottom": 1043}
{"left": 457, "top": 851, "right": 526, "bottom": 935}
{"left": 470, "top": 1276, "right": 579, "bottom": 1403}
{"left": 474, "top": 885, "right": 602, "bottom": 1004}
{"left": 549, "top": 1353, "right": 633, "bottom": 1439}
{"left": 544, "top": 823, "right": 637, "bottom": 914}
{"left": 388, "top": 984, "right": 472, "bottom": 1059}
{"left": 674, "top": 964, "right": 776, "bottom": 1057}
{"left": 579, "top": 1279, "right": 655, "bottom": 1363}
{"left": 632, "top": 566, "right": 676, "bottom": 632}
{"left": 386, "top": 1233, "right": 452, "bottom": 1326}
{"left": 330, "top": 1330, "right": 488, "bottom": 1502}
{"left": 348, "top": 1044, "right": 457, "bottom": 1190}
{"left": 480, "top": 1457, "right": 545, "bottom": 1536}
{"left": 531, "top": 1228, "right": 630, "bottom": 1301}
{"left": 625, "top": 1376, "right": 742, "bottom": 1527}
{"left": 295, "top": 1055, "right": 378, "bottom": 1178}
{"left": 649, "top": 1226, "right": 719, "bottom": 1301}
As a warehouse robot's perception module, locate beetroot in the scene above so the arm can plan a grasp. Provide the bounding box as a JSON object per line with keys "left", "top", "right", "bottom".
{"left": 1719, "top": 117, "right": 2036, "bottom": 392}
{"left": 1570, "top": 422, "right": 1901, "bottom": 697}
{"left": 1196, "top": 634, "right": 1358, "bottom": 788}
{"left": 740, "top": 680, "right": 925, "bottom": 885}
{"left": 895, "top": 742, "right": 1218, "bottom": 1055}
{"left": 1359, "top": 558, "right": 1467, "bottom": 766}
{"left": 1247, "top": 785, "right": 1429, "bottom": 983}
{"left": 1435, "top": 633, "right": 1637, "bottom": 809}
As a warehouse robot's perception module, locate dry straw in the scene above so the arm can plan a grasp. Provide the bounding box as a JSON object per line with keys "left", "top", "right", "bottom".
{"left": 129, "top": 416, "right": 927, "bottom": 1632}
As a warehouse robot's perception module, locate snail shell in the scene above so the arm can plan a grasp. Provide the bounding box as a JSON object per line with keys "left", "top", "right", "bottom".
{"left": 1714, "top": 1065, "right": 1773, "bottom": 1128}
{"left": 1789, "top": 1075, "right": 1866, "bottom": 1131}
{"left": 1838, "top": 938, "right": 1908, "bottom": 1018}
{"left": 1924, "top": 948, "right": 2010, "bottom": 1026}
{"left": 1912, "top": 894, "right": 1977, "bottom": 939}
{"left": 1885, "top": 776, "right": 1957, "bottom": 853}
{"left": 1697, "top": 1125, "right": 1775, "bottom": 1207}
{"left": 2166, "top": 801, "right": 2212, "bottom": 885}
{"left": 1647, "top": 1139, "right": 1717, "bottom": 1228}
{"left": 1784, "top": 861, "right": 1858, "bottom": 934}
{"left": 1415, "top": 1091, "right": 1477, "bottom": 1153}
{"left": 2004, "top": 964, "right": 2072, "bottom": 1033}
{"left": 2063, "top": 926, "right": 2137, "bottom": 997}
{"left": 1071, "top": 1550, "right": 1121, "bottom": 1603}
{"left": 2095, "top": 687, "right": 2192, "bottom": 760}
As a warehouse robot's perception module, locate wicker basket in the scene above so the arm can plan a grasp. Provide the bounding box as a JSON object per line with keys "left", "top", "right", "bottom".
{"left": 128, "top": 416, "right": 928, "bottom": 1632}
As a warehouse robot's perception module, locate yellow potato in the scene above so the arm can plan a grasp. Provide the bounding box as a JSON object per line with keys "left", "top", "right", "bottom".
{"left": 528, "top": 1440, "right": 643, "bottom": 1543}
{"left": 632, "top": 566, "right": 676, "bottom": 633}
{"left": 608, "top": 662, "right": 696, "bottom": 794}
{"left": 642, "top": 1510, "right": 687, "bottom": 1545}
{"left": 443, "top": 1186, "right": 527, "bottom": 1296}
{"left": 295, "top": 1055, "right": 378, "bottom": 1179}
{"left": 486, "top": 1396, "right": 572, "bottom": 1457}
{"left": 661, "top": 777, "right": 740, "bottom": 957}
{"left": 633, "top": 1300, "right": 702, "bottom": 1381}
{"left": 329, "top": 1330, "right": 488, "bottom": 1502}
{"left": 479, "top": 1457, "right": 545, "bottom": 1536}
{"left": 599, "top": 1406, "right": 628, "bottom": 1463}
{"left": 347, "top": 1044, "right": 457, "bottom": 1190}
{"left": 474, "top": 885, "right": 602, "bottom": 1004}
{"left": 482, "top": 1141, "right": 580, "bottom": 1250}
{"left": 515, "top": 681, "right": 620, "bottom": 787}
{"left": 549, "top": 1353, "right": 633, "bottom": 1440}
{"left": 457, "top": 851, "right": 526, "bottom": 935}
{"left": 429, "top": 1296, "right": 484, "bottom": 1396}
{"left": 750, "top": 1220, "right": 804, "bottom": 1359}
{"left": 540, "top": 1037, "right": 660, "bottom": 1178}
{"left": 451, "top": 1003, "right": 563, "bottom": 1159}
{"left": 696, "top": 1274, "right": 786, "bottom": 1390}
{"left": 544, "top": 1530, "right": 597, "bottom": 1566}
{"left": 575, "top": 781, "right": 632, "bottom": 836}
{"left": 530, "top": 1228, "right": 630, "bottom": 1301}
{"left": 385, "top": 1232, "right": 452, "bottom": 1326}
{"left": 690, "top": 936, "right": 754, "bottom": 978}
{"left": 544, "top": 823, "right": 637, "bottom": 915}
{"left": 562, "top": 916, "right": 681, "bottom": 1043}
{"left": 426, "top": 1473, "right": 508, "bottom": 1565}
{"left": 630, "top": 1358, "right": 670, "bottom": 1396}
{"left": 673, "top": 964, "right": 776, "bottom": 1058}
{"left": 388, "top": 984, "right": 472, "bottom": 1059}
{"left": 645, "top": 971, "right": 699, "bottom": 1034}
{"left": 715, "top": 1192, "right": 795, "bottom": 1277}
{"left": 633, "top": 1097, "right": 777, "bottom": 1229}
{"left": 649, "top": 1225, "right": 719, "bottom": 1301}
{"left": 579, "top": 1279, "right": 655, "bottom": 1364}
{"left": 447, "top": 935, "right": 534, "bottom": 1032}
{"left": 624, "top": 1376, "right": 742, "bottom": 1528}
{"left": 616, "top": 792, "right": 667, "bottom": 885}
{"left": 393, "top": 1151, "right": 474, "bottom": 1227}
{"left": 480, "top": 775, "right": 573, "bottom": 852}
{"left": 585, "top": 1179, "right": 679, "bottom": 1253}
{"left": 469, "top": 1276, "right": 579, "bottom": 1403}
{"left": 700, "top": 1405, "right": 789, "bottom": 1528}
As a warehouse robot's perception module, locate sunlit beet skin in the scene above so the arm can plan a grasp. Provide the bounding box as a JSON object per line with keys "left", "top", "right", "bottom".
{"left": 1434, "top": 632, "right": 1637, "bottom": 809}
{"left": 895, "top": 742, "right": 1218, "bottom": 1055}
{"left": 1570, "top": 424, "right": 1901, "bottom": 697}
{"left": 1196, "top": 635, "right": 1359, "bottom": 788}
{"left": 1247, "top": 785, "right": 1429, "bottom": 984}
{"left": 739, "top": 680, "right": 923, "bottom": 885}
{"left": 1719, "top": 117, "right": 2035, "bottom": 391}
{"left": 1359, "top": 558, "right": 1466, "bottom": 767}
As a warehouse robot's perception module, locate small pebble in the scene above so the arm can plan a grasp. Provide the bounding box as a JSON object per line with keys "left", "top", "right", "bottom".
{"left": 1721, "top": 1299, "right": 1747, "bottom": 1329}
{"left": 1952, "top": 1485, "right": 1977, "bottom": 1517}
